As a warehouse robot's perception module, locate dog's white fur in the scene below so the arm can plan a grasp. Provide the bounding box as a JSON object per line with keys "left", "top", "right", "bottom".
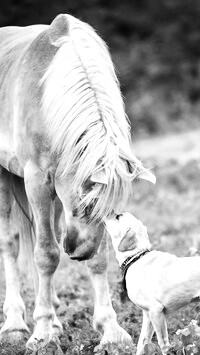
{"left": 105, "top": 213, "right": 200, "bottom": 355}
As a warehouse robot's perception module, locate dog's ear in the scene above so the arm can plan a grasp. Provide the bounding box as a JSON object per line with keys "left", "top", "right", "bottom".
{"left": 118, "top": 229, "right": 137, "bottom": 252}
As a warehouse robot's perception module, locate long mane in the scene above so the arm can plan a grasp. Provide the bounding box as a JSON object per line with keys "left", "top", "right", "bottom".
{"left": 41, "top": 14, "right": 146, "bottom": 220}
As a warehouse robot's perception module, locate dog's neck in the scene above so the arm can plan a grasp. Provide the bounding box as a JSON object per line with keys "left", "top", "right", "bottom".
{"left": 111, "top": 236, "right": 152, "bottom": 267}
{"left": 116, "top": 248, "right": 150, "bottom": 266}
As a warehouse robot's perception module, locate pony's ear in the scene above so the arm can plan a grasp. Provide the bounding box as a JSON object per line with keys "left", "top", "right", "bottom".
{"left": 90, "top": 169, "right": 108, "bottom": 185}
{"left": 139, "top": 170, "right": 156, "bottom": 184}
{"left": 49, "top": 14, "right": 69, "bottom": 44}
{"left": 118, "top": 229, "right": 137, "bottom": 252}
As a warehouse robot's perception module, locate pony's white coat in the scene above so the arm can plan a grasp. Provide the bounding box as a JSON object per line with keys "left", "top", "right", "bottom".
{"left": 41, "top": 15, "right": 146, "bottom": 220}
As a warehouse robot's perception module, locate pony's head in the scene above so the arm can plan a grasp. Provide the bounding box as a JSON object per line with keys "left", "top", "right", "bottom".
{"left": 55, "top": 166, "right": 154, "bottom": 261}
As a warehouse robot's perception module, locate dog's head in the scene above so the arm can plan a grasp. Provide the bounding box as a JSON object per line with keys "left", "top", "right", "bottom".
{"left": 105, "top": 213, "right": 151, "bottom": 256}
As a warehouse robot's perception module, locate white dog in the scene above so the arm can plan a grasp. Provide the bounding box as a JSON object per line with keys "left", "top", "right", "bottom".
{"left": 105, "top": 213, "right": 200, "bottom": 355}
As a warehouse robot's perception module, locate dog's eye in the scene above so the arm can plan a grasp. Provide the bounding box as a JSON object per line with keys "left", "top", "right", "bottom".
{"left": 116, "top": 214, "right": 123, "bottom": 220}
{"left": 126, "top": 228, "right": 131, "bottom": 234}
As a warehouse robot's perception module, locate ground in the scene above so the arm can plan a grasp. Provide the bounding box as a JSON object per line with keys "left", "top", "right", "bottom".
{"left": 1, "top": 129, "right": 200, "bottom": 354}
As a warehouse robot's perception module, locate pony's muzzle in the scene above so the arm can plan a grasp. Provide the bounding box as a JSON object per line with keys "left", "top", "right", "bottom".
{"left": 63, "top": 224, "right": 103, "bottom": 261}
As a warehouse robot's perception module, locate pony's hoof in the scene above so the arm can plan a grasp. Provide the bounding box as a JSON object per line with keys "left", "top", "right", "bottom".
{"left": 53, "top": 316, "right": 63, "bottom": 336}
{"left": 94, "top": 324, "right": 134, "bottom": 354}
{"left": 94, "top": 342, "right": 135, "bottom": 355}
{"left": 0, "top": 329, "right": 29, "bottom": 344}
{"left": 26, "top": 332, "right": 61, "bottom": 351}
{"left": 26, "top": 336, "right": 63, "bottom": 354}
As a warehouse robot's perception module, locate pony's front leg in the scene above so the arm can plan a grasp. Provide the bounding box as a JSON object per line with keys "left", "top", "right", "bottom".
{"left": 0, "top": 168, "right": 29, "bottom": 342}
{"left": 24, "top": 161, "right": 62, "bottom": 351}
{"left": 86, "top": 232, "right": 133, "bottom": 352}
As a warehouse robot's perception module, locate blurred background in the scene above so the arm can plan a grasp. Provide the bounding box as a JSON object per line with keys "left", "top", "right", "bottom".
{"left": 1, "top": 0, "right": 200, "bottom": 136}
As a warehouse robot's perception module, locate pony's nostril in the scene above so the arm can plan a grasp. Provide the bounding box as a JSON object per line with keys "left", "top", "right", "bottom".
{"left": 63, "top": 226, "right": 79, "bottom": 254}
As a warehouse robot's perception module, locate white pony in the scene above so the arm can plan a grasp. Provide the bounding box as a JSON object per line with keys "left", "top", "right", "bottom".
{"left": 0, "top": 14, "right": 155, "bottom": 352}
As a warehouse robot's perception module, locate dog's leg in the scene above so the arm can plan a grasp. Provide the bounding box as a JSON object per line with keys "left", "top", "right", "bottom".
{"left": 136, "top": 311, "right": 154, "bottom": 355}
{"left": 149, "top": 305, "right": 170, "bottom": 354}
{"left": 160, "top": 315, "right": 169, "bottom": 351}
